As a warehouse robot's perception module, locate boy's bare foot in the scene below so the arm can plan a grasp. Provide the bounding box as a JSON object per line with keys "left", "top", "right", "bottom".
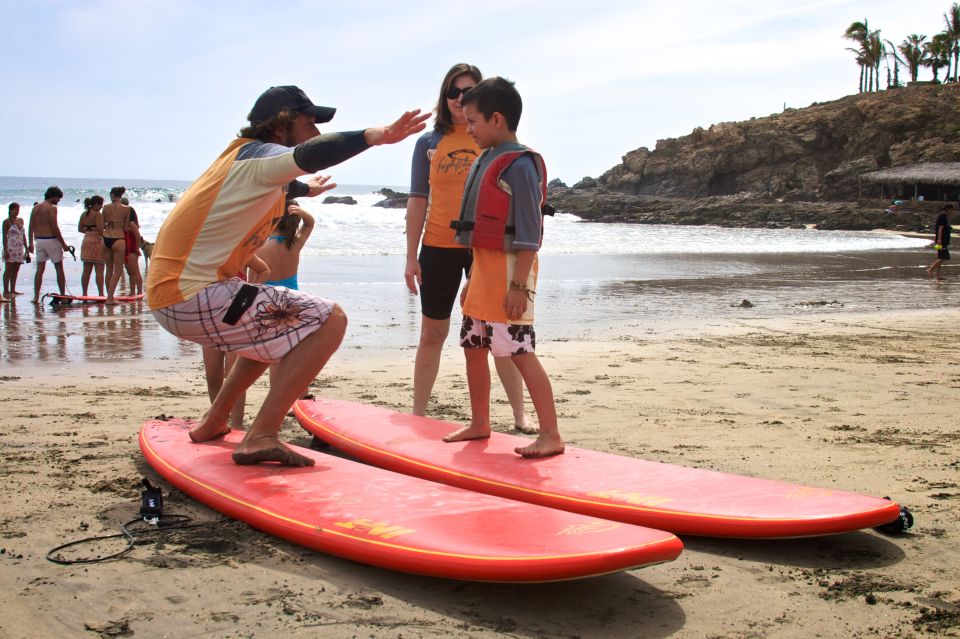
{"left": 515, "top": 434, "right": 565, "bottom": 458}
{"left": 514, "top": 414, "right": 539, "bottom": 435}
{"left": 189, "top": 421, "right": 231, "bottom": 442}
{"left": 232, "top": 439, "right": 315, "bottom": 466}
{"left": 443, "top": 424, "right": 491, "bottom": 443}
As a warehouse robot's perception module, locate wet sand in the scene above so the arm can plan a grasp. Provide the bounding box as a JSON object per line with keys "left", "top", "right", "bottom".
{"left": 1, "top": 307, "right": 958, "bottom": 637}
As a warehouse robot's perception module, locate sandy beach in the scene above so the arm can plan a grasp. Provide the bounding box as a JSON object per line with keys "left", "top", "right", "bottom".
{"left": 1, "top": 306, "right": 958, "bottom": 638}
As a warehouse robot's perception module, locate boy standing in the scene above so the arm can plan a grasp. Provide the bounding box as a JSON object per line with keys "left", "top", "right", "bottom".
{"left": 927, "top": 204, "right": 953, "bottom": 281}
{"left": 442, "top": 77, "right": 564, "bottom": 458}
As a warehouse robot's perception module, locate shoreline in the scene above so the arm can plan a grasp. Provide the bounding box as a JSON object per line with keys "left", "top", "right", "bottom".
{"left": 1, "top": 308, "right": 958, "bottom": 637}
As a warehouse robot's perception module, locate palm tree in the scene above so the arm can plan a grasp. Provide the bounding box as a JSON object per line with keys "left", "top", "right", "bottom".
{"left": 843, "top": 19, "right": 870, "bottom": 91}
{"left": 924, "top": 33, "right": 951, "bottom": 82}
{"left": 945, "top": 3, "right": 960, "bottom": 81}
{"left": 866, "top": 30, "right": 884, "bottom": 91}
{"left": 884, "top": 39, "right": 905, "bottom": 87}
{"left": 899, "top": 34, "right": 928, "bottom": 82}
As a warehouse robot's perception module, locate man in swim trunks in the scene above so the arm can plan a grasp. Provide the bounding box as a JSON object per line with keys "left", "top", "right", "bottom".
{"left": 27, "top": 186, "right": 70, "bottom": 303}
{"left": 147, "top": 85, "right": 428, "bottom": 467}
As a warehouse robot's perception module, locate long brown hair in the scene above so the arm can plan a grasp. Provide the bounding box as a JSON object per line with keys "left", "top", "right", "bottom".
{"left": 434, "top": 63, "right": 482, "bottom": 134}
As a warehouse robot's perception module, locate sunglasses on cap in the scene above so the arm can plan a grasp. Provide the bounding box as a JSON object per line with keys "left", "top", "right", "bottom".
{"left": 445, "top": 85, "right": 475, "bottom": 100}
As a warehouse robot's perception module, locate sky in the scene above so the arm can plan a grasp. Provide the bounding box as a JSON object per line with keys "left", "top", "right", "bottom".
{"left": 0, "top": 0, "right": 952, "bottom": 187}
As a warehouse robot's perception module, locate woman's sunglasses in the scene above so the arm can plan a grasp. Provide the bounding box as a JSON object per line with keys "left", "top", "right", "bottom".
{"left": 445, "top": 86, "right": 475, "bottom": 100}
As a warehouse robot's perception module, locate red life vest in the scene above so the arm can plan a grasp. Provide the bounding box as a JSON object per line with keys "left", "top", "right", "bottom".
{"left": 451, "top": 145, "right": 551, "bottom": 251}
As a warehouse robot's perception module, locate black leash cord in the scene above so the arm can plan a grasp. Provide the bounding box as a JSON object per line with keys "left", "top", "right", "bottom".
{"left": 46, "top": 514, "right": 203, "bottom": 565}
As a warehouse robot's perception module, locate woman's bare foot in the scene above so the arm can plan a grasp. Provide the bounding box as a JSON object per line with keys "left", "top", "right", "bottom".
{"left": 443, "top": 424, "right": 491, "bottom": 443}
{"left": 514, "top": 413, "right": 539, "bottom": 435}
{"left": 232, "top": 436, "right": 314, "bottom": 466}
{"left": 105, "top": 298, "right": 118, "bottom": 306}
{"left": 515, "top": 433, "right": 565, "bottom": 458}
{"left": 189, "top": 420, "right": 231, "bottom": 442}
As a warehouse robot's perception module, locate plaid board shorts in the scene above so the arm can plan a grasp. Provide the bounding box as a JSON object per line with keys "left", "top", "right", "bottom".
{"left": 152, "top": 278, "right": 334, "bottom": 363}
{"left": 459, "top": 315, "right": 536, "bottom": 358}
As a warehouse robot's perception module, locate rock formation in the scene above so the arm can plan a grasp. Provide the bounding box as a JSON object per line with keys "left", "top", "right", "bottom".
{"left": 547, "top": 84, "right": 958, "bottom": 231}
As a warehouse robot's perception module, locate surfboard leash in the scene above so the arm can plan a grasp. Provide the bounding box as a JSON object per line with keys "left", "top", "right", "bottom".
{"left": 46, "top": 479, "right": 207, "bottom": 565}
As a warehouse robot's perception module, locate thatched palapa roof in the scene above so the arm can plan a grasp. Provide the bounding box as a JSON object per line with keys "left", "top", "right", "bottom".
{"left": 860, "top": 162, "right": 960, "bottom": 186}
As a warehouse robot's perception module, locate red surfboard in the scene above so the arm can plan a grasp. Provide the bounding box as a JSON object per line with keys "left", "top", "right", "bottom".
{"left": 294, "top": 398, "right": 903, "bottom": 538}
{"left": 140, "top": 419, "right": 682, "bottom": 582}
{"left": 47, "top": 293, "right": 144, "bottom": 304}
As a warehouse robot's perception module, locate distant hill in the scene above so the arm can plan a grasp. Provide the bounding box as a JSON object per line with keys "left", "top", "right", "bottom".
{"left": 550, "top": 83, "right": 960, "bottom": 232}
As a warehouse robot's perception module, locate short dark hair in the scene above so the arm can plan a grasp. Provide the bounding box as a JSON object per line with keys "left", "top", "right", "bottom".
{"left": 110, "top": 186, "right": 126, "bottom": 199}
{"left": 434, "top": 63, "right": 482, "bottom": 134}
{"left": 44, "top": 186, "right": 64, "bottom": 200}
{"left": 239, "top": 109, "right": 297, "bottom": 143}
{"left": 460, "top": 76, "right": 522, "bottom": 132}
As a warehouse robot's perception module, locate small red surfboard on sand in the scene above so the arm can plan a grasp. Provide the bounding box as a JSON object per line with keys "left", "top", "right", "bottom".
{"left": 139, "top": 419, "right": 682, "bottom": 582}
{"left": 294, "top": 398, "right": 903, "bottom": 538}
{"left": 47, "top": 293, "right": 144, "bottom": 304}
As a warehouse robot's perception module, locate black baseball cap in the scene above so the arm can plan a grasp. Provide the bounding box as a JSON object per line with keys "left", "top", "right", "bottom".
{"left": 248, "top": 86, "right": 336, "bottom": 125}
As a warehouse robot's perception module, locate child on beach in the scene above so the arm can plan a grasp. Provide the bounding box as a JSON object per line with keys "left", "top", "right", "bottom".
{"left": 441, "top": 77, "right": 564, "bottom": 459}
{"left": 200, "top": 253, "right": 271, "bottom": 428}
{"left": 3, "top": 203, "right": 26, "bottom": 300}
{"left": 256, "top": 198, "right": 317, "bottom": 291}
{"left": 256, "top": 198, "right": 318, "bottom": 399}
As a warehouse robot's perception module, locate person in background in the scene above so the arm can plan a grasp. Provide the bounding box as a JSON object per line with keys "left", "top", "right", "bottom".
{"left": 120, "top": 196, "right": 143, "bottom": 295}
{"left": 27, "top": 186, "right": 70, "bottom": 303}
{"left": 78, "top": 196, "right": 106, "bottom": 296}
{"left": 102, "top": 186, "right": 131, "bottom": 304}
{"left": 201, "top": 253, "right": 271, "bottom": 429}
{"left": 927, "top": 204, "right": 953, "bottom": 281}
{"left": 257, "top": 198, "right": 319, "bottom": 400}
{"left": 404, "top": 63, "right": 536, "bottom": 432}
{"left": 3, "top": 202, "right": 27, "bottom": 300}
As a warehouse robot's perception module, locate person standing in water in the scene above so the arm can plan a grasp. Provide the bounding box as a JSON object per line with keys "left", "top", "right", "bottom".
{"left": 78, "top": 196, "right": 106, "bottom": 297}
{"left": 3, "top": 202, "right": 27, "bottom": 300}
{"left": 27, "top": 186, "right": 70, "bottom": 303}
{"left": 102, "top": 186, "right": 131, "bottom": 304}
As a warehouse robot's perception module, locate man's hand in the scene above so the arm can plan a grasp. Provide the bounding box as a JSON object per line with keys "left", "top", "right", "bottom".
{"left": 404, "top": 258, "right": 421, "bottom": 295}
{"left": 365, "top": 110, "right": 430, "bottom": 146}
{"left": 303, "top": 174, "right": 336, "bottom": 197}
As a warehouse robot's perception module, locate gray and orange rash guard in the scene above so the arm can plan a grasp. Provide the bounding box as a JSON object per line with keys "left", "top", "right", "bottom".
{"left": 146, "top": 132, "right": 367, "bottom": 310}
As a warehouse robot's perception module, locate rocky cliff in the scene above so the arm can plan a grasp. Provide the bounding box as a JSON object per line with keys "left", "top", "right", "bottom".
{"left": 548, "top": 83, "right": 960, "bottom": 231}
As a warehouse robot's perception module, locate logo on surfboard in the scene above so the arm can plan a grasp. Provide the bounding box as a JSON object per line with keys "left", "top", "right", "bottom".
{"left": 334, "top": 518, "right": 416, "bottom": 539}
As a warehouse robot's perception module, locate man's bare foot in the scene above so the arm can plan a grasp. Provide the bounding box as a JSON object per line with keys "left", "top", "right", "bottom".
{"left": 443, "top": 424, "right": 491, "bottom": 443}
{"left": 515, "top": 434, "right": 565, "bottom": 458}
{"left": 514, "top": 414, "right": 539, "bottom": 435}
{"left": 11, "top": 291, "right": 23, "bottom": 295}
{"left": 31, "top": 298, "right": 39, "bottom": 304}
{"left": 232, "top": 444, "right": 315, "bottom": 466}
{"left": 189, "top": 421, "right": 231, "bottom": 442}
{"left": 105, "top": 298, "right": 118, "bottom": 306}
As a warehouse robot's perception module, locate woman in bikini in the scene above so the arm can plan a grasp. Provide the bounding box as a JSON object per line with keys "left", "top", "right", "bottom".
{"left": 102, "top": 186, "right": 131, "bottom": 304}
{"left": 120, "top": 197, "right": 143, "bottom": 295}
{"left": 78, "top": 195, "right": 106, "bottom": 296}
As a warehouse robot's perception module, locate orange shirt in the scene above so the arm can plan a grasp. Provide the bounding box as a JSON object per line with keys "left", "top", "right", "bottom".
{"left": 421, "top": 126, "right": 479, "bottom": 248}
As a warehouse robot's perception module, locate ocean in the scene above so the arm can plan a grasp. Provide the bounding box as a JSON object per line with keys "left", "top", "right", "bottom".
{"left": 0, "top": 176, "right": 951, "bottom": 363}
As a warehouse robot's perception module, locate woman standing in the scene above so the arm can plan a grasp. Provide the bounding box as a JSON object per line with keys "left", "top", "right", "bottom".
{"left": 404, "top": 63, "right": 535, "bottom": 432}
{"left": 2, "top": 202, "right": 26, "bottom": 299}
{"left": 101, "top": 186, "right": 131, "bottom": 304}
{"left": 78, "top": 195, "right": 106, "bottom": 296}
{"left": 120, "top": 196, "right": 143, "bottom": 295}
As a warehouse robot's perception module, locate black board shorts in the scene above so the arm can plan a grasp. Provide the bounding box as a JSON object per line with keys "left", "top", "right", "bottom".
{"left": 938, "top": 248, "right": 951, "bottom": 260}
{"left": 418, "top": 245, "right": 472, "bottom": 320}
